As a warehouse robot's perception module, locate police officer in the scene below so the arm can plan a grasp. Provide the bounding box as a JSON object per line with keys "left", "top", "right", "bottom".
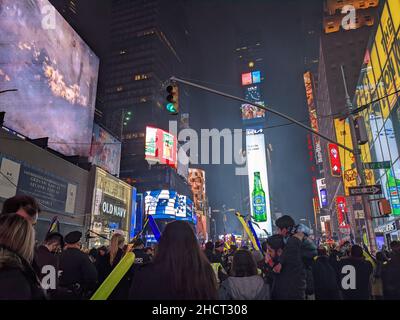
{"left": 58, "top": 231, "right": 98, "bottom": 299}
{"left": 132, "top": 239, "right": 151, "bottom": 266}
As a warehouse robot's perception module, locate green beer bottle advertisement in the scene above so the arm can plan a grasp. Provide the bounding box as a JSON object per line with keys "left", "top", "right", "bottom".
{"left": 252, "top": 172, "right": 267, "bottom": 222}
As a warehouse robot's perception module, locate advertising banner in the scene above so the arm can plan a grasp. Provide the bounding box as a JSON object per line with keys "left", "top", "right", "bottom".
{"left": 0, "top": 0, "right": 99, "bottom": 156}
{"left": 90, "top": 167, "right": 132, "bottom": 246}
{"left": 304, "top": 72, "right": 323, "bottom": 164}
{"left": 0, "top": 157, "right": 20, "bottom": 199}
{"left": 241, "top": 71, "right": 262, "bottom": 86}
{"left": 336, "top": 196, "right": 350, "bottom": 230}
{"left": 144, "top": 189, "right": 195, "bottom": 223}
{"left": 334, "top": 118, "right": 375, "bottom": 195}
{"left": 328, "top": 144, "right": 342, "bottom": 177}
{"left": 0, "top": 154, "right": 77, "bottom": 214}
{"left": 188, "top": 169, "right": 206, "bottom": 211}
{"left": 245, "top": 129, "right": 272, "bottom": 237}
{"left": 145, "top": 127, "right": 177, "bottom": 168}
{"left": 353, "top": 0, "right": 400, "bottom": 215}
{"left": 89, "top": 123, "right": 122, "bottom": 177}
{"left": 316, "top": 178, "right": 328, "bottom": 208}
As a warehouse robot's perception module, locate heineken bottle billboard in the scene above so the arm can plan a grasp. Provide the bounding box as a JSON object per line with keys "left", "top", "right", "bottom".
{"left": 245, "top": 129, "right": 272, "bottom": 237}
{"left": 252, "top": 172, "right": 267, "bottom": 222}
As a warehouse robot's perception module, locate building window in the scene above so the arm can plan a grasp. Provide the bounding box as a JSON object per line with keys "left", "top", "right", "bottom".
{"left": 117, "top": 86, "right": 123, "bottom": 92}
{"left": 134, "top": 74, "right": 150, "bottom": 81}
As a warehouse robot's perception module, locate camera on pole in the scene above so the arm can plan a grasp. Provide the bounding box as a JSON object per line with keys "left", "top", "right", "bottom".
{"left": 165, "top": 84, "right": 179, "bottom": 115}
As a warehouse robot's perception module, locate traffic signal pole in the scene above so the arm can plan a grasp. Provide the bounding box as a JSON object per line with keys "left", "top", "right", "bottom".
{"left": 340, "top": 66, "right": 377, "bottom": 253}
{"left": 170, "top": 76, "right": 354, "bottom": 153}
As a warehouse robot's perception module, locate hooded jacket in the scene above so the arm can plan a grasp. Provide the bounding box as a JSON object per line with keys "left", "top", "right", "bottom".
{"left": 219, "top": 275, "right": 270, "bottom": 300}
{"left": 0, "top": 246, "right": 45, "bottom": 300}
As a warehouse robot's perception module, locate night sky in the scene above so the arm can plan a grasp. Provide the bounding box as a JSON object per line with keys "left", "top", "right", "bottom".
{"left": 71, "top": 0, "right": 323, "bottom": 234}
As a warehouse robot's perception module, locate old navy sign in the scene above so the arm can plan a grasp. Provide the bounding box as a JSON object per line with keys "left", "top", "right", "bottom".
{"left": 101, "top": 199, "right": 127, "bottom": 218}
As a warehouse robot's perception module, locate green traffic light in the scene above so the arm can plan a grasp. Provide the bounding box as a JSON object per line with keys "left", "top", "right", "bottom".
{"left": 166, "top": 103, "right": 177, "bottom": 114}
{"left": 127, "top": 111, "right": 132, "bottom": 116}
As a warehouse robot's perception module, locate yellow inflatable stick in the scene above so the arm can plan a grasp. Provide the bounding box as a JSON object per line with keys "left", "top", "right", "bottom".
{"left": 91, "top": 252, "right": 135, "bottom": 300}
{"left": 235, "top": 212, "right": 260, "bottom": 252}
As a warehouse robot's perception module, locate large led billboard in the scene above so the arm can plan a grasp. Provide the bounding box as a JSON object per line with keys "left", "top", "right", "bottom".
{"left": 0, "top": 0, "right": 99, "bottom": 156}
{"left": 144, "top": 189, "right": 195, "bottom": 222}
{"left": 334, "top": 118, "right": 375, "bottom": 195}
{"left": 304, "top": 72, "right": 323, "bottom": 164}
{"left": 145, "top": 127, "right": 177, "bottom": 168}
{"left": 245, "top": 129, "right": 272, "bottom": 237}
{"left": 241, "top": 71, "right": 262, "bottom": 86}
{"left": 353, "top": 0, "right": 400, "bottom": 217}
{"left": 90, "top": 167, "right": 132, "bottom": 247}
{"left": 370, "top": 115, "right": 400, "bottom": 215}
{"left": 89, "top": 124, "right": 122, "bottom": 177}
{"left": 188, "top": 169, "right": 206, "bottom": 211}
{"left": 328, "top": 144, "right": 342, "bottom": 177}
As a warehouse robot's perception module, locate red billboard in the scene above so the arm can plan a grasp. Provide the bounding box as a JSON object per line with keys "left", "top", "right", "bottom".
{"left": 328, "top": 143, "right": 342, "bottom": 177}
{"left": 241, "top": 73, "right": 252, "bottom": 86}
{"left": 336, "top": 196, "right": 350, "bottom": 229}
{"left": 145, "top": 127, "right": 177, "bottom": 168}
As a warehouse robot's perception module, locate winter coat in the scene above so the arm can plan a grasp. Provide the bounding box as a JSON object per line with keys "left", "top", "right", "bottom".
{"left": 312, "top": 256, "right": 341, "bottom": 300}
{"left": 58, "top": 248, "right": 98, "bottom": 299}
{"left": 219, "top": 275, "right": 270, "bottom": 300}
{"left": 0, "top": 246, "right": 46, "bottom": 300}
{"left": 271, "top": 237, "right": 306, "bottom": 300}
{"left": 33, "top": 245, "right": 59, "bottom": 280}
{"left": 382, "top": 252, "right": 400, "bottom": 300}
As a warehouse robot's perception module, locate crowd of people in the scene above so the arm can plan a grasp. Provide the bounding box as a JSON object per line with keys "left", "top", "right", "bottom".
{"left": 0, "top": 195, "right": 400, "bottom": 300}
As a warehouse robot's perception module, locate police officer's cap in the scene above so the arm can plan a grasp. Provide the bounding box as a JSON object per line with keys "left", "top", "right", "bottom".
{"left": 65, "top": 231, "right": 82, "bottom": 244}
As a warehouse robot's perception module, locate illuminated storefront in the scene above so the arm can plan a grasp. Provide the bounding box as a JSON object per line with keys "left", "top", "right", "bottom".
{"left": 87, "top": 167, "right": 132, "bottom": 247}
{"left": 354, "top": 0, "right": 400, "bottom": 241}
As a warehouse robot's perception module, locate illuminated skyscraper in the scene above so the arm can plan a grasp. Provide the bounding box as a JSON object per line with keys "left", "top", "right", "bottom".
{"left": 313, "top": 0, "right": 380, "bottom": 241}
{"left": 99, "top": 0, "right": 191, "bottom": 196}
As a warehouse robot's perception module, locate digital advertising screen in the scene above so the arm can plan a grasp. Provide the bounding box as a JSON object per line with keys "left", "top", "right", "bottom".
{"left": 145, "top": 127, "right": 177, "bottom": 168}
{"left": 241, "top": 72, "right": 252, "bottom": 86}
{"left": 89, "top": 123, "right": 122, "bottom": 177}
{"left": 241, "top": 104, "right": 266, "bottom": 121}
{"left": 376, "top": 235, "right": 385, "bottom": 251}
{"left": 245, "top": 85, "right": 262, "bottom": 102}
{"left": 144, "top": 189, "right": 195, "bottom": 222}
{"left": 370, "top": 115, "right": 400, "bottom": 215}
{"left": 241, "top": 71, "right": 262, "bottom": 86}
{"left": 0, "top": 0, "right": 99, "bottom": 156}
{"left": 245, "top": 129, "right": 272, "bottom": 237}
{"left": 188, "top": 169, "right": 206, "bottom": 211}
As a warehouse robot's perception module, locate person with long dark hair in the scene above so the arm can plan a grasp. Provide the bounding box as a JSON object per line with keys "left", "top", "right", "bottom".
{"left": 129, "top": 221, "right": 217, "bottom": 300}
{"left": 219, "top": 249, "right": 270, "bottom": 300}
